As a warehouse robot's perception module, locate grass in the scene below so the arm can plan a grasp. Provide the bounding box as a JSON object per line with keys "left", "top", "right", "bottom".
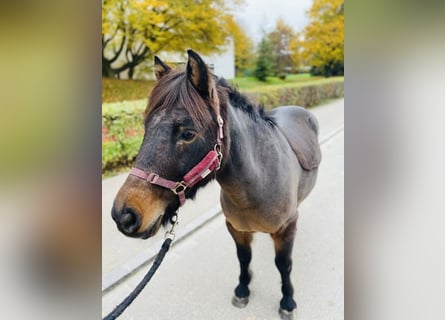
{"left": 102, "top": 99, "right": 147, "bottom": 113}
{"left": 102, "top": 78, "right": 155, "bottom": 103}
{"left": 102, "top": 73, "right": 344, "bottom": 103}
{"left": 229, "top": 73, "right": 316, "bottom": 90}
{"left": 231, "top": 75, "right": 344, "bottom": 92}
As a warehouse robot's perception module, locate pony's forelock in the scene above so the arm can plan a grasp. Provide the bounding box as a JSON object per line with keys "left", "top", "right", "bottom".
{"left": 144, "top": 69, "right": 222, "bottom": 131}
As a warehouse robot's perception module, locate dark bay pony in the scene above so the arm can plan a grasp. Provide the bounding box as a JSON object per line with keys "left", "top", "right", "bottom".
{"left": 112, "top": 50, "right": 321, "bottom": 319}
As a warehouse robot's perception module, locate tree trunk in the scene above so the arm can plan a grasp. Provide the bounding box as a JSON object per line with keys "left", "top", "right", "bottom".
{"left": 102, "top": 45, "right": 150, "bottom": 79}
{"left": 128, "top": 66, "right": 134, "bottom": 80}
{"left": 102, "top": 58, "right": 113, "bottom": 78}
{"left": 102, "top": 57, "right": 119, "bottom": 78}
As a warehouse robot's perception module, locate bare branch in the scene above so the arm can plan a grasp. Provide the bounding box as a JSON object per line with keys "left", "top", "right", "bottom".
{"left": 109, "top": 35, "right": 126, "bottom": 64}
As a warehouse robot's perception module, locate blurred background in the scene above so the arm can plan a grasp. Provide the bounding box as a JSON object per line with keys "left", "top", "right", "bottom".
{"left": 346, "top": 1, "right": 445, "bottom": 319}
{"left": 1, "top": 0, "right": 445, "bottom": 319}
{"left": 0, "top": 1, "right": 102, "bottom": 319}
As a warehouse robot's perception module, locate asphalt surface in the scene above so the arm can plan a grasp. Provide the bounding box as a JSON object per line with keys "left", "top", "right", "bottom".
{"left": 102, "top": 98, "right": 344, "bottom": 319}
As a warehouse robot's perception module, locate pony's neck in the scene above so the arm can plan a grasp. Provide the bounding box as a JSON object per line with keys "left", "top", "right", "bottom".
{"left": 216, "top": 103, "right": 273, "bottom": 205}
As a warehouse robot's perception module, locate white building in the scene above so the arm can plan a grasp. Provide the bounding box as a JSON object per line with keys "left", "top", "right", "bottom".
{"left": 200, "top": 38, "right": 235, "bottom": 79}
{"left": 145, "top": 38, "right": 235, "bottom": 80}
{"left": 114, "top": 38, "right": 235, "bottom": 80}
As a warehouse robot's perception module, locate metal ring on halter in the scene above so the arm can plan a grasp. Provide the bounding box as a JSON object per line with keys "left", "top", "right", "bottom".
{"left": 171, "top": 181, "right": 187, "bottom": 195}
{"left": 214, "top": 144, "right": 223, "bottom": 170}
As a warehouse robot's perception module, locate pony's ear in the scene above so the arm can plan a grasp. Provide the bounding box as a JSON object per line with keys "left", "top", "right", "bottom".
{"left": 186, "top": 49, "right": 211, "bottom": 96}
{"left": 154, "top": 56, "right": 171, "bottom": 80}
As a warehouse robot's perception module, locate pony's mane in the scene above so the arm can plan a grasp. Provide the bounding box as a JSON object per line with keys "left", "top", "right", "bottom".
{"left": 216, "top": 77, "right": 276, "bottom": 126}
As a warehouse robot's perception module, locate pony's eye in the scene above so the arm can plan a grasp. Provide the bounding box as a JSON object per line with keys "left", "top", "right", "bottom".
{"left": 180, "top": 130, "right": 196, "bottom": 142}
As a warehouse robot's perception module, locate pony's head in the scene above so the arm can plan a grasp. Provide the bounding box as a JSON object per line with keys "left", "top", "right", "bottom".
{"left": 112, "top": 50, "right": 227, "bottom": 239}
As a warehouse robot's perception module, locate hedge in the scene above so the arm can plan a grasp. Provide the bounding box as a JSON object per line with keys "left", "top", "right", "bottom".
{"left": 102, "top": 100, "right": 146, "bottom": 173}
{"left": 244, "top": 79, "right": 344, "bottom": 109}
{"left": 102, "top": 79, "right": 343, "bottom": 174}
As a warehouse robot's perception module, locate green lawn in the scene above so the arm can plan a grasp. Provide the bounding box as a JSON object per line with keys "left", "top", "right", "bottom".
{"left": 230, "top": 74, "right": 344, "bottom": 92}
{"left": 229, "top": 73, "right": 315, "bottom": 89}
{"left": 102, "top": 73, "right": 344, "bottom": 103}
{"left": 102, "top": 78, "right": 156, "bottom": 103}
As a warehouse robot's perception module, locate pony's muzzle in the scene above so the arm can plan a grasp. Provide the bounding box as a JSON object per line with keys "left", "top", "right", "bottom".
{"left": 112, "top": 175, "right": 168, "bottom": 239}
{"left": 112, "top": 205, "right": 141, "bottom": 236}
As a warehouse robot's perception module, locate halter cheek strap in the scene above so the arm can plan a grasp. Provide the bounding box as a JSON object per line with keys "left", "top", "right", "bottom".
{"left": 129, "top": 116, "right": 224, "bottom": 206}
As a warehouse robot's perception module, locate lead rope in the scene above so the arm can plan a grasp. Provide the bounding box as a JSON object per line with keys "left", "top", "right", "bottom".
{"left": 103, "top": 214, "right": 179, "bottom": 320}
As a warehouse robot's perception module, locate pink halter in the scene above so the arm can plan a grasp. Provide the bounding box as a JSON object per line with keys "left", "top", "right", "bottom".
{"left": 129, "top": 116, "right": 224, "bottom": 206}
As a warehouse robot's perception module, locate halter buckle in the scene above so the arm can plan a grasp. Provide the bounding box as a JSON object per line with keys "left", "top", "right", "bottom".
{"left": 214, "top": 144, "right": 223, "bottom": 170}
{"left": 165, "top": 213, "right": 179, "bottom": 241}
{"left": 171, "top": 181, "right": 187, "bottom": 195}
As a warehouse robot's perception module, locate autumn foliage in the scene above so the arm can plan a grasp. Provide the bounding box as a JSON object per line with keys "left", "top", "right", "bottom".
{"left": 254, "top": 19, "right": 297, "bottom": 81}
{"left": 228, "top": 18, "right": 255, "bottom": 76}
{"left": 102, "top": 0, "right": 236, "bottom": 79}
{"left": 102, "top": 0, "right": 344, "bottom": 80}
{"left": 303, "top": 0, "right": 344, "bottom": 76}
{"left": 252, "top": 1, "right": 344, "bottom": 81}
{"left": 267, "top": 19, "right": 295, "bottom": 79}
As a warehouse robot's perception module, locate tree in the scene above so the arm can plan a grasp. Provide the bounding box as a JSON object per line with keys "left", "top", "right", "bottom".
{"left": 267, "top": 18, "right": 295, "bottom": 79}
{"left": 288, "top": 32, "right": 303, "bottom": 73}
{"left": 254, "top": 36, "right": 273, "bottom": 82}
{"left": 228, "top": 19, "right": 255, "bottom": 76}
{"left": 302, "top": 0, "right": 344, "bottom": 77}
{"left": 102, "top": 0, "right": 236, "bottom": 79}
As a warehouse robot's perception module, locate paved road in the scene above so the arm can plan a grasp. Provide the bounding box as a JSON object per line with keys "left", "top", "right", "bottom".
{"left": 102, "top": 99, "right": 344, "bottom": 319}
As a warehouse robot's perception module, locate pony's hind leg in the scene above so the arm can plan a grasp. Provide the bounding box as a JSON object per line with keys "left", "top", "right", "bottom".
{"left": 271, "top": 218, "right": 298, "bottom": 319}
{"left": 226, "top": 220, "right": 253, "bottom": 308}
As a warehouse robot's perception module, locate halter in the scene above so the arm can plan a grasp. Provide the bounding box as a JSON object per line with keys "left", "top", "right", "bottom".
{"left": 129, "top": 115, "right": 224, "bottom": 206}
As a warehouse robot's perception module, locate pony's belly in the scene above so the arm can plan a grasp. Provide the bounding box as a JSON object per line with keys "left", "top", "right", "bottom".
{"left": 223, "top": 208, "right": 286, "bottom": 233}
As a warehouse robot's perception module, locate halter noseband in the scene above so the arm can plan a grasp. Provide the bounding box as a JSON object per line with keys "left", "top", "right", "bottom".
{"left": 129, "top": 116, "right": 224, "bottom": 206}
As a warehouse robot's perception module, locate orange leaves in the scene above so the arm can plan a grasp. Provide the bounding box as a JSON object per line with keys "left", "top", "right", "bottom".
{"left": 227, "top": 18, "right": 255, "bottom": 75}
{"left": 302, "top": 0, "right": 344, "bottom": 74}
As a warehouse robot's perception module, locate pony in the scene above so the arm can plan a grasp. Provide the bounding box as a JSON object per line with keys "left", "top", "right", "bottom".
{"left": 111, "top": 50, "right": 321, "bottom": 319}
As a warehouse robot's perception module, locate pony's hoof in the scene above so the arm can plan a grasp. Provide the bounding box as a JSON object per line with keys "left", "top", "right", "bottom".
{"left": 279, "top": 308, "right": 295, "bottom": 320}
{"left": 232, "top": 295, "right": 249, "bottom": 308}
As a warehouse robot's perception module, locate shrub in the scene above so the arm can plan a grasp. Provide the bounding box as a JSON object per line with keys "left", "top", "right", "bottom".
{"left": 102, "top": 137, "right": 143, "bottom": 172}
{"left": 310, "top": 61, "right": 344, "bottom": 77}
{"left": 102, "top": 100, "right": 146, "bottom": 173}
{"left": 245, "top": 79, "right": 344, "bottom": 109}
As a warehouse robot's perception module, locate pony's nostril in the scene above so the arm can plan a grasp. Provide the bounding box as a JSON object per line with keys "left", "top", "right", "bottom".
{"left": 122, "top": 212, "right": 135, "bottom": 224}
{"left": 120, "top": 209, "right": 141, "bottom": 234}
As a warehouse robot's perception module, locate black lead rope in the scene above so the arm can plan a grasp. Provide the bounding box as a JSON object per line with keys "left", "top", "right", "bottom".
{"left": 103, "top": 214, "right": 179, "bottom": 320}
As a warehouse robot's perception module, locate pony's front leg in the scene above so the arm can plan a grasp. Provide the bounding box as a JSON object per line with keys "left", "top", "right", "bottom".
{"left": 271, "top": 218, "right": 298, "bottom": 320}
{"left": 226, "top": 220, "right": 253, "bottom": 308}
